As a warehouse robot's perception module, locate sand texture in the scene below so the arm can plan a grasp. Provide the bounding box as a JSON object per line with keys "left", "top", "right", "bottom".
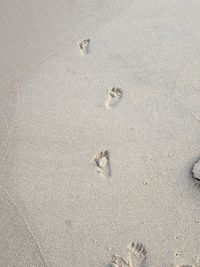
{"left": 1, "top": 1, "right": 200, "bottom": 266}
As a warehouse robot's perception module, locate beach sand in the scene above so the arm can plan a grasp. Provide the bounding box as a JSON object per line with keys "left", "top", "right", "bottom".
{"left": 1, "top": 1, "right": 200, "bottom": 266}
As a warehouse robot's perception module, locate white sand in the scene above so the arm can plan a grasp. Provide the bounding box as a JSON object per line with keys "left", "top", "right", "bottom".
{"left": 1, "top": 1, "right": 200, "bottom": 267}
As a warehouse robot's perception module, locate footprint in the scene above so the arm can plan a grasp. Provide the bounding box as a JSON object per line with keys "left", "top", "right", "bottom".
{"left": 127, "top": 242, "right": 147, "bottom": 267}
{"left": 94, "top": 150, "right": 111, "bottom": 177}
{"left": 110, "top": 255, "right": 125, "bottom": 267}
{"left": 109, "top": 242, "right": 146, "bottom": 267}
{"left": 78, "top": 39, "right": 90, "bottom": 54}
{"left": 105, "top": 87, "right": 123, "bottom": 108}
{"left": 192, "top": 158, "right": 200, "bottom": 187}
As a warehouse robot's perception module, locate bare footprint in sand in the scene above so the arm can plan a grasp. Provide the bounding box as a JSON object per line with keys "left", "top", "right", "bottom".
{"left": 105, "top": 87, "right": 123, "bottom": 108}
{"left": 192, "top": 158, "right": 200, "bottom": 187}
{"left": 78, "top": 39, "right": 90, "bottom": 54}
{"left": 127, "top": 242, "right": 147, "bottom": 267}
{"left": 110, "top": 255, "right": 125, "bottom": 267}
{"left": 109, "top": 242, "right": 147, "bottom": 267}
{"left": 94, "top": 150, "right": 111, "bottom": 177}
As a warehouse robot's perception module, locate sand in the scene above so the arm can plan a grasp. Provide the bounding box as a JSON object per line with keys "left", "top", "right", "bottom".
{"left": 1, "top": 1, "right": 200, "bottom": 267}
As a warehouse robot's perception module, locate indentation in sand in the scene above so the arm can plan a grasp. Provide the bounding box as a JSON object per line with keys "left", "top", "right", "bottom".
{"left": 192, "top": 158, "right": 200, "bottom": 187}
{"left": 105, "top": 87, "right": 123, "bottom": 108}
{"left": 110, "top": 242, "right": 147, "bottom": 267}
{"left": 78, "top": 39, "right": 90, "bottom": 55}
{"left": 94, "top": 150, "right": 111, "bottom": 177}
{"left": 127, "top": 242, "right": 147, "bottom": 267}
